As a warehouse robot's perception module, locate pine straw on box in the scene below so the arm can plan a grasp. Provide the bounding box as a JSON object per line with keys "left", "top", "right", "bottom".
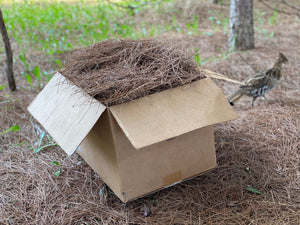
{"left": 60, "top": 39, "right": 205, "bottom": 106}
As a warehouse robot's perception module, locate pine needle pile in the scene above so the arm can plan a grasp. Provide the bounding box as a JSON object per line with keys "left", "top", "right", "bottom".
{"left": 60, "top": 39, "right": 205, "bottom": 106}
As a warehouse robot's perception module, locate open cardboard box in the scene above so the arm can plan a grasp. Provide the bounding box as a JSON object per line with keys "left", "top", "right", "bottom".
{"left": 28, "top": 72, "right": 238, "bottom": 202}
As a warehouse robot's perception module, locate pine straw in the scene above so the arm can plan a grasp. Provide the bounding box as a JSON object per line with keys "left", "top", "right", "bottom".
{"left": 1, "top": 96, "right": 299, "bottom": 224}
{"left": 60, "top": 39, "right": 205, "bottom": 106}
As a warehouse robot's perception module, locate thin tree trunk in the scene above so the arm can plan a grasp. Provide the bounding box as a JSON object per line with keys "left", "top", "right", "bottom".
{"left": 0, "top": 9, "right": 16, "bottom": 91}
{"left": 228, "top": 0, "right": 255, "bottom": 51}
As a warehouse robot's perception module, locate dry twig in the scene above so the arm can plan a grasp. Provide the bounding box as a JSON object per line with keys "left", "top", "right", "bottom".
{"left": 259, "top": 0, "right": 300, "bottom": 19}
{"left": 106, "top": 0, "right": 166, "bottom": 11}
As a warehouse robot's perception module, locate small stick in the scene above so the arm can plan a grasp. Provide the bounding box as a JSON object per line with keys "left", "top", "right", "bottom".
{"left": 202, "top": 69, "right": 245, "bottom": 85}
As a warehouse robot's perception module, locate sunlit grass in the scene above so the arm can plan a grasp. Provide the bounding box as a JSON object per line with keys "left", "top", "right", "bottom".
{"left": 2, "top": 0, "right": 146, "bottom": 56}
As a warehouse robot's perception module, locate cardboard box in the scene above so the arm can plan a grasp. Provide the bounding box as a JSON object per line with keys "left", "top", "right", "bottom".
{"left": 28, "top": 72, "right": 237, "bottom": 202}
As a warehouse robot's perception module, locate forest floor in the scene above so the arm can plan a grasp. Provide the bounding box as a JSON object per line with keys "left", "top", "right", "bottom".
{"left": 0, "top": 1, "right": 299, "bottom": 224}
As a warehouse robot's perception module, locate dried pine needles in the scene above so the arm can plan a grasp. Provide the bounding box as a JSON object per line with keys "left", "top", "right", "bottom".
{"left": 60, "top": 39, "right": 205, "bottom": 106}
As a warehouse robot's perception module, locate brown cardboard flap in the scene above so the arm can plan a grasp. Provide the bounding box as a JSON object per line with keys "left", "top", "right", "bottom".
{"left": 163, "top": 170, "right": 182, "bottom": 187}
{"left": 27, "top": 72, "right": 106, "bottom": 155}
{"left": 109, "top": 78, "right": 238, "bottom": 150}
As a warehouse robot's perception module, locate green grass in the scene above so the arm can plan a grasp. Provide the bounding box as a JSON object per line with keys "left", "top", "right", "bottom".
{"left": 0, "top": 124, "right": 20, "bottom": 135}
{"left": 208, "top": 10, "right": 229, "bottom": 34}
{"left": 254, "top": 8, "right": 277, "bottom": 38}
{"left": 2, "top": 0, "right": 136, "bottom": 55}
{"left": 1, "top": 0, "right": 182, "bottom": 55}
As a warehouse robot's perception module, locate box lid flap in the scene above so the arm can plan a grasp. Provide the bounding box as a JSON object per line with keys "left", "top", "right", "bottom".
{"left": 27, "top": 72, "right": 106, "bottom": 155}
{"left": 109, "top": 77, "right": 238, "bottom": 150}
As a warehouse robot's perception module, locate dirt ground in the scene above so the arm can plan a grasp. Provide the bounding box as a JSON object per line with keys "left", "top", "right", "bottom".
{"left": 0, "top": 1, "right": 299, "bottom": 224}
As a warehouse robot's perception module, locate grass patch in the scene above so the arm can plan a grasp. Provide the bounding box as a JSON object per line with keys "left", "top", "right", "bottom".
{"left": 2, "top": 0, "right": 133, "bottom": 54}
{"left": 1, "top": 0, "right": 178, "bottom": 56}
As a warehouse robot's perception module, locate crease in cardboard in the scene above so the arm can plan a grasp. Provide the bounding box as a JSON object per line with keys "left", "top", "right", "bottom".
{"left": 78, "top": 110, "right": 124, "bottom": 200}
{"left": 106, "top": 110, "right": 124, "bottom": 197}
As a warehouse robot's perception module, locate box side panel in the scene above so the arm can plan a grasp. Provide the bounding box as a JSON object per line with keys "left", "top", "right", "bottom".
{"left": 110, "top": 114, "right": 216, "bottom": 202}
{"left": 129, "top": 166, "right": 217, "bottom": 202}
{"left": 78, "top": 110, "right": 121, "bottom": 197}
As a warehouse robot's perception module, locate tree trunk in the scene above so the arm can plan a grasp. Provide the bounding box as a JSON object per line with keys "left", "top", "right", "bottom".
{"left": 0, "top": 9, "right": 16, "bottom": 91}
{"left": 228, "top": 0, "right": 254, "bottom": 51}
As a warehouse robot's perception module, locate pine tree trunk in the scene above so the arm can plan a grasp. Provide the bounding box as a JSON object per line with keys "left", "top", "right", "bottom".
{"left": 228, "top": 0, "right": 254, "bottom": 51}
{"left": 0, "top": 9, "right": 16, "bottom": 91}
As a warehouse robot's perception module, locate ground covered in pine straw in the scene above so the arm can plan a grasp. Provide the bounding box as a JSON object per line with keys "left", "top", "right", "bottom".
{"left": 1, "top": 1, "right": 299, "bottom": 224}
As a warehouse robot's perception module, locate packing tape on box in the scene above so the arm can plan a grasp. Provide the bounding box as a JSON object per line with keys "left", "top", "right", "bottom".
{"left": 163, "top": 170, "right": 182, "bottom": 188}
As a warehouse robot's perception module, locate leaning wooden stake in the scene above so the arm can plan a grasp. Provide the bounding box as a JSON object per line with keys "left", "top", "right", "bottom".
{"left": 202, "top": 69, "right": 245, "bottom": 85}
{"left": 0, "top": 9, "right": 16, "bottom": 91}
